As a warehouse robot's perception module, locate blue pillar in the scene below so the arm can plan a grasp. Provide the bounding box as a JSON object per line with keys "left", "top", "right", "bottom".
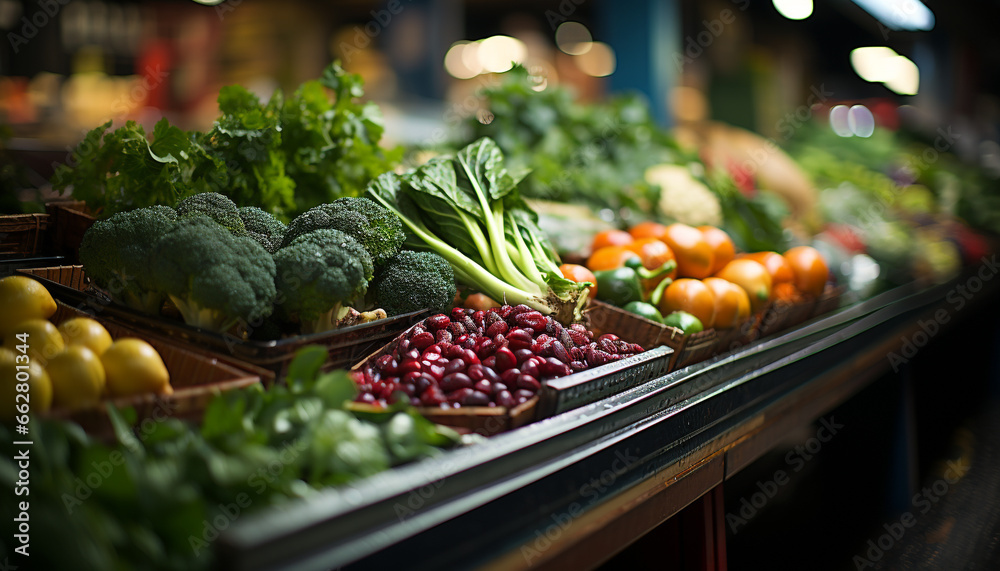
{"left": 598, "top": 0, "right": 680, "bottom": 126}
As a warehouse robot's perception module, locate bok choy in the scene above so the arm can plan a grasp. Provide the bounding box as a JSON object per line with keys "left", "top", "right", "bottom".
{"left": 366, "top": 138, "right": 590, "bottom": 323}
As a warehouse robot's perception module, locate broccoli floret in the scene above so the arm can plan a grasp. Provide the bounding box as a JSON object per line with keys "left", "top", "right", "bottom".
{"left": 280, "top": 197, "right": 405, "bottom": 266}
{"left": 370, "top": 250, "right": 456, "bottom": 316}
{"left": 175, "top": 192, "right": 247, "bottom": 236}
{"left": 79, "top": 206, "right": 176, "bottom": 314}
{"left": 273, "top": 229, "right": 374, "bottom": 334}
{"left": 150, "top": 215, "right": 277, "bottom": 332}
{"left": 238, "top": 206, "right": 286, "bottom": 253}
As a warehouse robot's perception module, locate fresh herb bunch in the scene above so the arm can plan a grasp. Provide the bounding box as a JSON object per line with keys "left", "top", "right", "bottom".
{"left": 457, "top": 65, "right": 682, "bottom": 213}
{"left": 52, "top": 62, "right": 399, "bottom": 219}
{"left": 0, "top": 346, "right": 459, "bottom": 571}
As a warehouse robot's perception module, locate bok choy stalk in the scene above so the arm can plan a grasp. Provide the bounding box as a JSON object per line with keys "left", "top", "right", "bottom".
{"left": 366, "top": 138, "right": 590, "bottom": 323}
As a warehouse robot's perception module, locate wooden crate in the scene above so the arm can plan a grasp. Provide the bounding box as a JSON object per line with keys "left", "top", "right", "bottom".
{"left": 42, "top": 300, "right": 264, "bottom": 436}
{"left": 0, "top": 213, "right": 50, "bottom": 258}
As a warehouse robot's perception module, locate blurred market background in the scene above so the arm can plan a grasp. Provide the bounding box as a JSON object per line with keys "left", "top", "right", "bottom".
{"left": 1, "top": 0, "right": 999, "bottom": 287}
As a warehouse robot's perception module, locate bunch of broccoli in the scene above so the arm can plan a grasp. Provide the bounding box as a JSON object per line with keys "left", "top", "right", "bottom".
{"left": 78, "top": 192, "right": 457, "bottom": 336}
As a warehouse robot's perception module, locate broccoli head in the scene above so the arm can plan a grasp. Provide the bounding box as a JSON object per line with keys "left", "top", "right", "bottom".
{"left": 280, "top": 197, "right": 405, "bottom": 266}
{"left": 79, "top": 206, "right": 177, "bottom": 314}
{"left": 175, "top": 192, "right": 247, "bottom": 236}
{"left": 370, "top": 250, "right": 456, "bottom": 316}
{"left": 238, "top": 206, "right": 286, "bottom": 253}
{"left": 273, "top": 229, "right": 374, "bottom": 334}
{"left": 150, "top": 214, "right": 277, "bottom": 332}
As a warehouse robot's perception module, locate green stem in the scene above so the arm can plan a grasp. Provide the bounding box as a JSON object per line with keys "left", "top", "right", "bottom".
{"left": 647, "top": 277, "right": 673, "bottom": 308}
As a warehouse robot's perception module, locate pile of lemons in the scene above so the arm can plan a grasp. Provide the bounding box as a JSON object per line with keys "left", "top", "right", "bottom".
{"left": 0, "top": 276, "right": 172, "bottom": 421}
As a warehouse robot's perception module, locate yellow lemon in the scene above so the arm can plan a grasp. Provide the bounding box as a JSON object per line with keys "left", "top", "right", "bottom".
{"left": 101, "top": 338, "right": 171, "bottom": 397}
{"left": 0, "top": 276, "right": 57, "bottom": 335}
{"left": 0, "top": 347, "right": 52, "bottom": 423}
{"left": 47, "top": 346, "right": 106, "bottom": 410}
{"left": 3, "top": 319, "right": 65, "bottom": 366}
{"left": 58, "top": 317, "right": 113, "bottom": 355}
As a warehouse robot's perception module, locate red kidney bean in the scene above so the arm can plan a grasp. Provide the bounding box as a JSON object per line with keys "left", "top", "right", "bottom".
{"left": 426, "top": 363, "right": 446, "bottom": 381}
{"left": 446, "top": 387, "right": 474, "bottom": 404}
{"left": 513, "top": 348, "right": 534, "bottom": 365}
{"left": 466, "top": 364, "right": 486, "bottom": 382}
{"left": 566, "top": 329, "right": 588, "bottom": 346}
{"left": 486, "top": 321, "right": 509, "bottom": 338}
{"left": 481, "top": 366, "right": 502, "bottom": 384}
{"left": 598, "top": 333, "right": 620, "bottom": 344}
{"left": 463, "top": 349, "right": 480, "bottom": 365}
{"left": 398, "top": 360, "right": 422, "bottom": 375}
{"left": 396, "top": 383, "right": 415, "bottom": 397}
{"left": 476, "top": 338, "right": 496, "bottom": 359}
{"left": 397, "top": 338, "right": 411, "bottom": 354}
{"left": 496, "top": 390, "right": 516, "bottom": 408}
{"left": 539, "top": 357, "right": 568, "bottom": 378}
{"left": 421, "top": 386, "right": 446, "bottom": 406}
{"left": 411, "top": 331, "right": 435, "bottom": 350}
{"left": 491, "top": 382, "right": 508, "bottom": 395}
{"left": 461, "top": 336, "right": 477, "bottom": 350}
{"left": 435, "top": 329, "right": 453, "bottom": 344}
{"left": 425, "top": 314, "right": 450, "bottom": 330}
{"left": 514, "top": 312, "right": 547, "bottom": 332}
{"left": 473, "top": 379, "right": 492, "bottom": 394}
{"left": 570, "top": 360, "right": 587, "bottom": 372}
{"left": 516, "top": 375, "right": 540, "bottom": 391}
{"left": 472, "top": 310, "right": 486, "bottom": 328}
{"left": 444, "top": 358, "right": 466, "bottom": 375}
{"left": 402, "top": 371, "right": 422, "bottom": 384}
{"left": 376, "top": 354, "right": 394, "bottom": 370}
{"left": 515, "top": 389, "right": 536, "bottom": 400}
{"left": 357, "top": 393, "right": 376, "bottom": 404}
{"left": 450, "top": 307, "right": 468, "bottom": 321}
{"left": 357, "top": 382, "right": 372, "bottom": 394}
{"left": 520, "top": 359, "right": 539, "bottom": 379}
{"left": 464, "top": 390, "right": 491, "bottom": 407}
{"left": 410, "top": 323, "right": 427, "bottom": 337}
{"left": 597, "top": 338, "right": 618, "bottom": 354}
{"left": 415, "top": 374, "right": 434, "bottom": 395}
{"left": 448, "top": 322, "right": 466, "bottom": 337}
{"left": 497, "top": 305, "right": 513, "bottom": 319}
{"left": 492, "top": 333, "right": 507, "bottom": 348}
{"left": 506, "top": 328, "right": 533, "bottom": 350}
{"left": 441, "top": 372, "right": 473, "bottom": 392}
{"left": 404, "top": 348, "right": 420, "bottom": 361}
{"left": 500, "top": 368, "right": 521, "bottom": 384}
{"left": 482, "top": 356, "right": 496, "bottom": 369}
{"left": 494, "top": 347, "right": 517, "bottom": 372}
{"left": 444, "top": 345, "right": 465, "bottom": 359}
{"left": 551, "top": 343, "right": 572, "bottom": 364}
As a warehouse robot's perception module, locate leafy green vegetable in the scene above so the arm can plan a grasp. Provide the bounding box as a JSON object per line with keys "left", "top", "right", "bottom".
{"left": 0, "top": 347, "right": 459, "bottom": 571}
{"left": 456, "top": 65, "right": 681, "bottom": 214}
{"left": 368, "top": 137, "right": 589, "bottom": 323}
{"left": 51, "top": 62, "right": 400, "bottom": 219}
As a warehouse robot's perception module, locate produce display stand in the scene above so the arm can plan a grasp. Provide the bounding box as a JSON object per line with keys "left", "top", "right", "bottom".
{"left": 212, "top": 268, "right": 996, "bottom": 571}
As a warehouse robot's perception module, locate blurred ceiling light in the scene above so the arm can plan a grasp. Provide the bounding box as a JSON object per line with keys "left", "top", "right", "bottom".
{"left": 829, "top": 105, "right": 853, "bottom": 137}
{"left": 847, "top": 105, "right": 875, "bottom": 137}
{"left": 444, "top": 42, "right": 479, "bottom": 79}
{"left": 883, "top": 56, "right": 919, "bottom": 95}
{"left": 461, "top": 42, "right": 484, "bottom": 76}
{"left": 850, "top": 0, "right": 934, "bottom": 31}
{"left": 772, "top": 0, "right": 813, "bottom": 20}
{"left": 478, "top": 35, "right": 528, "bottom": 74}
{"left": 555, "top": 22, "right": 593, "bottom": 55}
{"left": 574, "top": 42, "right": 616, "bottom": 77}
{"left": 850, "top": 46, "right": 898, "bottom": 82}
{"left": 851, "top": 47, "right": 919, "bottom": 95}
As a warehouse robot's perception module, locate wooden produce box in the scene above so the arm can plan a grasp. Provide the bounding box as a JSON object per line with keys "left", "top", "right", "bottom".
{"left": 42, "top": 300, "right": 265, "bottom": 437}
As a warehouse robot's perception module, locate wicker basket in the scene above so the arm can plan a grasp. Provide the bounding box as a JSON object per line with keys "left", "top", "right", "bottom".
{"left": 0, "top": 213, "right": 50, "bottom": 258}
{"left": 17, "top": 265, "right": 428, "bottom": 379}
{"left": 585, "top": 300, "right": 718, "bottom": 372}
{"left": 42, "top": 300, "right": 264, "bottom": 436}
{"left": 44, "top": 201, "right": 95, "bottom": 263}
{"left": 756, "top": 296, "right": 818, "bottom": 339}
